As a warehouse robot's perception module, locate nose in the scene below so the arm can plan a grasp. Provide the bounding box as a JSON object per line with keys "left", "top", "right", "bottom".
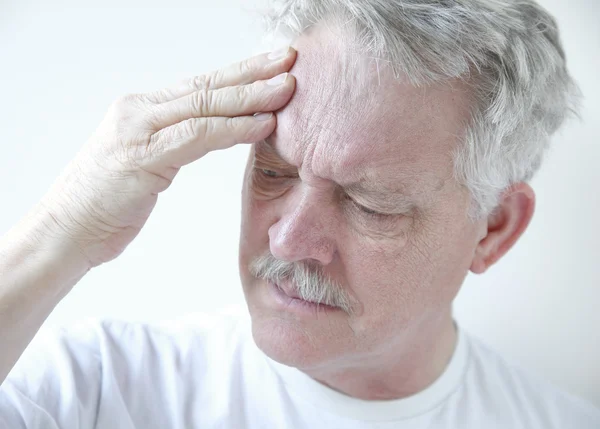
{"left": 268, "top": 188, "right": 337, "bottom": 266}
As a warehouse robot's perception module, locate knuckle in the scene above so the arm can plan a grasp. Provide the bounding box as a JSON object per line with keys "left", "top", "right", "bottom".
{"left": 188, "top": 74, "right": 208, "bottom": 92}
{"left": 206, "top": 118, "right": 221, "bottom": 138}
{"left": 226, "top": 117, "right": 243, "bottom": 143}
{"left": 193, "top": 119, "right": 219, "bottom": 154}
{"left": 182, "top": 119, "right": 198, "bottom": 139}
{"left": 205, "top": 69, "right": 222, "bottom": 89}
{"left": 177, "top": 118, "right": 206, "bottom": 146}
{"left": 225, "top": 116, "right": 237, "bottom": 133}
{"left": 131, "top": 91, "right": 151, "bottom": 104}
{"left": 233, "top": 85, "right": 250, "bottom": 109}
{"left": 109, "top": 96, "right": 128, "bottom": 115}
{"left": 192, "top": 89, "right": 213, "bottom": 116}
{"left": 145, "top": 89, "right": 167, "bottom": 104}
{"left": 115, "top": 93, "right": 138, "bottom": 107}
{"left": 237, "top": 58, "right": 251, "bottom": 76}
{"left": 109, "top": 94, "right": 141, "bottom": 122}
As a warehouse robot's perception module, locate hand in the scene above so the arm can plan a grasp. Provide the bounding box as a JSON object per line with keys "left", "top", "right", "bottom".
{"left": 36, "top": 47, "right": 297, "bottom": 268}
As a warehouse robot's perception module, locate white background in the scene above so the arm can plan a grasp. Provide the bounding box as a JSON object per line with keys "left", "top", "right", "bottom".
{"left": 0, "top": 0, "right": 598, "bottom": 407}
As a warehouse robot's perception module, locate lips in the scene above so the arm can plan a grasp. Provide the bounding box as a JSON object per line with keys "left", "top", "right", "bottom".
{"left": 267, "top": 279, "right": 341, "bottom": 313}
{"left": 276, "top": 279, "right": 303, "bottom": 300}
{"left": 274, "top": 279, "right": 336, "bottom": 308}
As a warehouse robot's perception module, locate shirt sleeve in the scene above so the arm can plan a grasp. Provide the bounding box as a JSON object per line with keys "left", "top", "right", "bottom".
{"left": 0, "top": 320, "right": 103, "bottom": 429}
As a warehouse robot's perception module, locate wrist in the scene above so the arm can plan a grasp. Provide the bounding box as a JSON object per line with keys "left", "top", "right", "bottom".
{"left": 0, "top": 206, "right": 92, "bottom": 301}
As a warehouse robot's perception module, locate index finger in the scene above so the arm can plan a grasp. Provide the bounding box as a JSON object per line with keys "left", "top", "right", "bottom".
{"left": 144, "top": 47, "right": 297, "bottom": 104}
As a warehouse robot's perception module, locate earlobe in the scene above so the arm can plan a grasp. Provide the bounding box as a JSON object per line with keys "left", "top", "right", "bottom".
{"left": 470, "top": 248, "right": 490, "bottom": 274}
{"left": 469, "top": 183, "right": 536, "bottom": 274}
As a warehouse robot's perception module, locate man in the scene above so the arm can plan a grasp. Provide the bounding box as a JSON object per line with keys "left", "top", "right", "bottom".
{"left": 0, "top": 0, "right": 598, "bottom": 427}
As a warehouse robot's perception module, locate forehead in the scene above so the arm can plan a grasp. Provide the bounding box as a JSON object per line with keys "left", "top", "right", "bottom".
{"left": 271, "top": 25, "right": 473, "bottom": 195}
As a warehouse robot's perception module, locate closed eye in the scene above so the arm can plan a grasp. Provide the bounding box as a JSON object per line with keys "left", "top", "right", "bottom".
{"left": 257, "top": 166, "right": 299, "bottom": 180}
{"left": 355, "top": 202, "right": 381, "bottom": 215}
{"left": 346, "top": 196, "right": 389, "bottom": 217}
{"left": 260, "top": 169, "right": 280, "bottom": 178}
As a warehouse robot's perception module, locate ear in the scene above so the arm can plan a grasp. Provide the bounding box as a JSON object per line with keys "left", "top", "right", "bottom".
{"left": 470, "top": 183, "right": 536, "bottom": 274}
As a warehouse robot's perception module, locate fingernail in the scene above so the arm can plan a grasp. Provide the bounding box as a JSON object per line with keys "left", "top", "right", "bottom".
{"left": 267, "top": 46, "right": 290, "bottom": 60}
{"left": 267, "top": 73, "right": 288, "bottom": 86}
{"left": 254, "top": 112, "right": 273, "bottom": 121}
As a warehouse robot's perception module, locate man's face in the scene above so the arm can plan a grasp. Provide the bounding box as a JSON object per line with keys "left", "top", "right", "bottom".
{"left": 239, "top": 27, "right": 482, "bottom": 371}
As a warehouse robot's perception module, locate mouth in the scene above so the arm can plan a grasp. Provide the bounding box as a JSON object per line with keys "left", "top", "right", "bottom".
{"left": 275, "top": 279, "right": 305, "bottom": 300}
{"left": 267, "top": 279, "right": 340, "bottom": 313}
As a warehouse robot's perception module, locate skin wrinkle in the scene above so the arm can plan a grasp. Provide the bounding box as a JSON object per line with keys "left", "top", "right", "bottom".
{"left": 255, "top": 144, "right": 411, "bottom": 242}
{"left": 238, "top": 23, "right": 485, "bottom": 400}
{"left": 257, "top": 139, "right": 421, "bottom": 216}
{"left": 268, "top": 1, "right": 580, "bottom": 215}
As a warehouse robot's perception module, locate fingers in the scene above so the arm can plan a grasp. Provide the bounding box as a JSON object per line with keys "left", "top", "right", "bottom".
{"left": 147, "top": 113, "right": 276, "bottom": 168}
{"left": 150, "top": 72, "right": 296, "bottom": 130}
{"left": 143, "top": 47, "right": 297, "bottom": 104}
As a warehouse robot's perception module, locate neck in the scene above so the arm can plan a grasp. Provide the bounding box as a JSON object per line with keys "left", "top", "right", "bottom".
{"left": 302, "top": 309, "right": 458, "bottom": 400}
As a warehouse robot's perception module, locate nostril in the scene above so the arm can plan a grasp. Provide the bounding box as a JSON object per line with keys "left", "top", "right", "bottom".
{"left": 267, "top": 196, "right": 338, "bottom": 265}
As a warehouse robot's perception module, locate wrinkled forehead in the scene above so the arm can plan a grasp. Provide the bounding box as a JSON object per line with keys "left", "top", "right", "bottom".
{"left": 272, "top": 24, "right": 473, "bottom": 187}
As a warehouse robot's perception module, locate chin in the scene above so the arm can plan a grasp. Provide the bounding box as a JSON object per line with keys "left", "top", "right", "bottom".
{"left": 239, "top": 264, "right": 355, "bottom": 369}
{"left": 250, "top": 314, "right": 341, "bottom": 370}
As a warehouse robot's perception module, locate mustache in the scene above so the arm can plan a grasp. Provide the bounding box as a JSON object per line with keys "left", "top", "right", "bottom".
{"left": 249, "top": 254, "right": 353, "bottom": 314}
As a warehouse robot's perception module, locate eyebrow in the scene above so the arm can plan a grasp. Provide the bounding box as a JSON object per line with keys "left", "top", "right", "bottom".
{"left": 345, "top": 182, "right": 416, "bottom": 212}
{"left": 256, "top": 138, "right": 293, "bottom": 163}
{"left": 256, "top": 139, "right": 417, "bottom": 211}
{"left": 256, "top": 139, "right": 283, "bottom": 158}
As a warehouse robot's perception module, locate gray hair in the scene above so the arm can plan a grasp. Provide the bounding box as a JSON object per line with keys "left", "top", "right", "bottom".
{"left": 249, "top": 253, "right": 354, "bottom": 313}
{"left": 262, "top": 0, "right": 581, "bottom": 219}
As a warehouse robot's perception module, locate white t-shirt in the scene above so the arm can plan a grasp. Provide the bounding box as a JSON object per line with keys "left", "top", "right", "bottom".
{"left": 1, "top": 306, "right": 598, "bottom": 429}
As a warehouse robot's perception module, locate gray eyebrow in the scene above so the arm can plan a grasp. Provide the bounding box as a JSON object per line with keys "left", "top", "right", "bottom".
{"left": 345, "top": 183, "right": 416, "bottom": 212}
{"left": 259, "top": 139, "right": 424, "bottom": 212}
{"left": 256, "top": 139, "right": 295, "bottom": 165}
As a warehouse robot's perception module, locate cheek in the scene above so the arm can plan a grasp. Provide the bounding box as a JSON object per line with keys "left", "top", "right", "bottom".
{"left": 424, "top": 221, "right": 478, "bottom": 302}
{"left": 341, "top": 223, "right": 445, "bottom": 335}
{"left": 341, "top": 235, "right": 412, "bottom": 322}
{"left": 348, "top": 249, "right": 412, "bottom": 301}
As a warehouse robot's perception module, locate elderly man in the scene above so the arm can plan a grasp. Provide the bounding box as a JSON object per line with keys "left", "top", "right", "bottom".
{"left": 0, "top": 0, "right": 598, "bottom": 428}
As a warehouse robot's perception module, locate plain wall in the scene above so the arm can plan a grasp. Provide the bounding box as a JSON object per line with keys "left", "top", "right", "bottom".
{"left": 1, "top": 0, "right": 598, "bottom": 407}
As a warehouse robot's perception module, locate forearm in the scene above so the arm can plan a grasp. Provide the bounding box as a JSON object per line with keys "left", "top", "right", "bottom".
{"left": 0, "top": 207, "right": 91, "bottom": 384}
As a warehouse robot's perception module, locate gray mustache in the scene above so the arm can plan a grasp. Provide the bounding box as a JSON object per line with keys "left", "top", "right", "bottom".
{"left": 249, "top": 254, "right": 353, "bottom": 314}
